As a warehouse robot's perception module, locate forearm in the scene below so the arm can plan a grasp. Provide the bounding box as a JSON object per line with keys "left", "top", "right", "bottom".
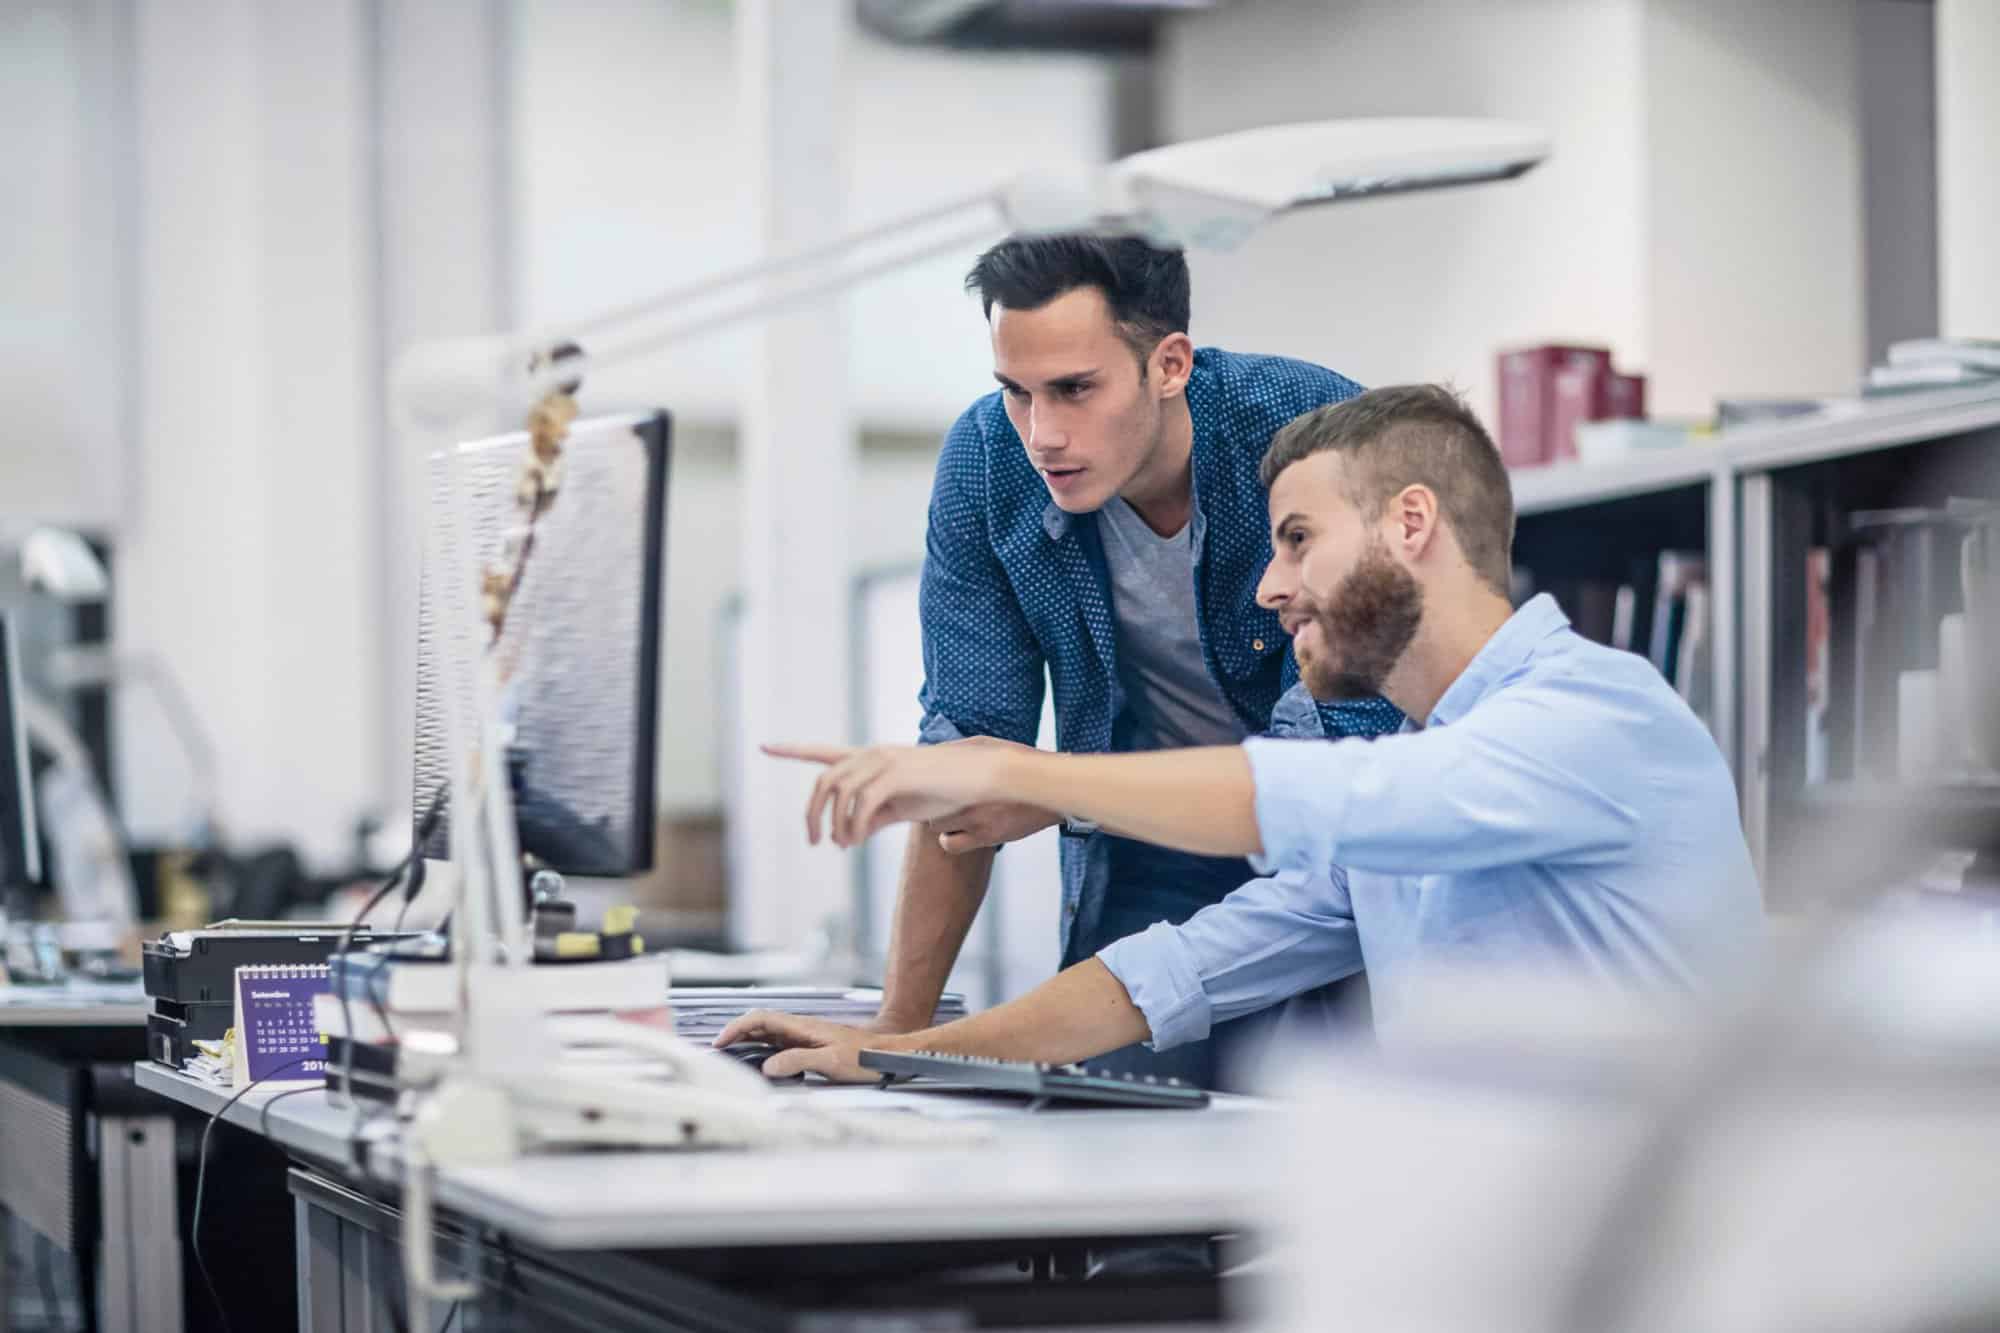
{"left": 875, "top": 824, "right": 996, "bottom": 1030}
{"left": 888, "top": 958, "right": 1149, "bottom": 1065}
{"left": 1000, "top": 746, "right": 1262, "bottom": 858}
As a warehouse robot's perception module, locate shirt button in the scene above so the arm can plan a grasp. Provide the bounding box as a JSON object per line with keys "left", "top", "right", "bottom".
{"left": 1251, "top": 638, "right": 1265, "bottom": 652}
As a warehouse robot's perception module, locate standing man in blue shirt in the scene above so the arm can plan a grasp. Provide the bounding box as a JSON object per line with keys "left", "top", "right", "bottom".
{"left": 728, "top": 384, "right": 1764, "bottom": 1076}
{"left": 872, "top": 234, "right": 1402, "bottom": 1087}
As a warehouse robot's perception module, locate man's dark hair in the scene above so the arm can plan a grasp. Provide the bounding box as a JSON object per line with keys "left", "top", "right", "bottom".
{"left": 1260, "top": 385, "right": 1516, "bottom": 596}
{"left": 964, "top": 235, "right": 1190, "bottom": 365}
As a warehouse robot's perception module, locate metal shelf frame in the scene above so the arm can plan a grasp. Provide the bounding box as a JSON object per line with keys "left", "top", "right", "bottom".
{"left": 1509, "top": 385, "right": 2000, "bottom": 897}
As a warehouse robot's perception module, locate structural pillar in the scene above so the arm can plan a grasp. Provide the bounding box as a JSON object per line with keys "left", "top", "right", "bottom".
{"left": 732, "top": 1, "right": 856, "bottom": 949}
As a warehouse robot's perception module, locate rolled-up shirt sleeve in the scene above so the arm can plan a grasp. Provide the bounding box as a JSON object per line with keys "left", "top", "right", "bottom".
{"left": 915, "top": 409, "right": 1047, "bottom": 747}
{"left": 1097, "top": 867, "right": 1364, "bottom": 1051}
{"left": 1242, "top": 682, "right": 1642, "bottom": 878}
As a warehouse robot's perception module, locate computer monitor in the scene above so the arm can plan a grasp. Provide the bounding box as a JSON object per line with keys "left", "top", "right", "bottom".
{"left": 0, "top": 612, "right": 44, "bottom": 893}
{"left": 412, "top": 410, "right": 669, "bottom": 877}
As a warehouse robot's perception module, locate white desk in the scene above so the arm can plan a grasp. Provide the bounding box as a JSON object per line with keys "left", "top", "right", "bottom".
{"left": 0, "top": 979, "right": 147, "bottom": 1026}
{"left": 136, "top": 1061, "right": 1270, "bottom": 1329}
{"left": 0, "top": 981, "right": 176, "bottom": 1333}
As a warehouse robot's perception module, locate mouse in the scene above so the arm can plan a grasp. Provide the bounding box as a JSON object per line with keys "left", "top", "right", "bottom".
{"left": 719, "top": 1041, "right": 803, "bottom": 1080}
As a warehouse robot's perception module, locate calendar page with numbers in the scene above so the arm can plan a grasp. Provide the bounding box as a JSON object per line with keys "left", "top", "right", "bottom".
{"left": 232, "top": 963, "right": 331, "bottom": 1085}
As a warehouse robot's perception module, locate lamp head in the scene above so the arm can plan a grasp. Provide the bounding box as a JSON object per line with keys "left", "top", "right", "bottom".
{"left": 19, "top": 527, "right": 109, "bottom": 604}
{"left": 1006, "top": 117, "right": 1551, "bottom": 251}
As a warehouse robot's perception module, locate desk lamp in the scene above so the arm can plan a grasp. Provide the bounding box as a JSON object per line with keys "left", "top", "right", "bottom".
{"left": 385, "top": 116, "right": 1549, "bottom": 1316}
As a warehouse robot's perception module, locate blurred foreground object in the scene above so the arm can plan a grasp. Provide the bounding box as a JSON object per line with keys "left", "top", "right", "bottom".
{"left": 1259, "top": 907, "right": 2000, "bottom": 1332}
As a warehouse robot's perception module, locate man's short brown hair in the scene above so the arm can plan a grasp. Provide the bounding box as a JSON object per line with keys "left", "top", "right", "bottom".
{"left": 1260, "top": 385, "right": 1515, "bottom": 595}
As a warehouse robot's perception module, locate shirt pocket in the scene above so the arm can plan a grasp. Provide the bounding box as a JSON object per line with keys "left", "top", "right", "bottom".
{"left": 1211, "top": 605, "right": 1290, "bottom": 683}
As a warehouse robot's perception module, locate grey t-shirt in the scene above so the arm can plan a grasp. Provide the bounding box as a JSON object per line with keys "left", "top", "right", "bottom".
{"left": 1096, "top": 497, "right": 1248, "bottom": 752}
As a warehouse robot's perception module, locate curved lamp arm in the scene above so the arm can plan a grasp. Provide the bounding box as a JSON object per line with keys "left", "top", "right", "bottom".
{"left": 391, "top": 116, "right": 1549, "bottom": 432}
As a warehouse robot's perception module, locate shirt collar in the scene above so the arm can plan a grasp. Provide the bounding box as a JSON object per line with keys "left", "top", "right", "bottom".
{"left": 1042, "top": 350, "right": 1217, "bottom": 543}
{"left": 1425, "top": 593, "right": 1570, "bottom": 727}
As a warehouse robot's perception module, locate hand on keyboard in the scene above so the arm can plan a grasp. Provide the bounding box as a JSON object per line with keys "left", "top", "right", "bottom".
{"left": 712, "top": 1009, "right": 889, "bottom": 1083}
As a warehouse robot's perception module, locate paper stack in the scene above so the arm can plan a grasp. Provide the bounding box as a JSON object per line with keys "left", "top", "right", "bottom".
{"left": 670, "top": 988, "right": 969, "bottom": 1044}
{"left": 185, "top": 1035, "right": 235, "bottom": 1088}
{"left": 1866, "top": 337, "right": 2000, "bottom": 395}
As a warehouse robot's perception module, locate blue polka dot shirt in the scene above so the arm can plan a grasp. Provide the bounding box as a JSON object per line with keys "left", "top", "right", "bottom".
{"left": 916, "top": 347, "right": 1406, "bottom": 960}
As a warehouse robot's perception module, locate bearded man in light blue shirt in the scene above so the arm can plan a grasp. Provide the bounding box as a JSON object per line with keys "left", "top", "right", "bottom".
{"left": 728, "top": 384, "right": 1764, "bottom": 1076}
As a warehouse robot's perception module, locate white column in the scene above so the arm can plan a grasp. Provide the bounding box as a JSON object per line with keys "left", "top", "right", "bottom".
{"left": 1937, "top": 0, "right": 2000, "bottom": 339}
{"left": 372, "top": 0, "right": 514, "bottom": 822}
{"left": 122, "top": 0, "right": 380, "bottom": 866}
{"left": 732, "top": 1, "right": 855, "bottom": 950}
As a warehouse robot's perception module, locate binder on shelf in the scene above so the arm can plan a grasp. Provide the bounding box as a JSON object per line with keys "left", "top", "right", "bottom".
{"left": 1611, "top": 585, "right": 1639, "bottom": 654}
{"left": 1497, "top": 344, "right": 1611, "bottom": 468}
{"left": 1549, "top": 357, "right": 1608, "bottom": 465}
{"left": 1647, "top": 551, "right": 1708, "bottom": 681}
{"left": 1606, "top": 371, "right": 1647, "bottom": 421}
{"left": 1675, "top": 582, "right": 1713, "bottom": 725}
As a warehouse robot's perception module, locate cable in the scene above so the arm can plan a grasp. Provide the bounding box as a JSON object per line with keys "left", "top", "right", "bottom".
{"left": 336, "top": 787, "right": 447, "bottom": 1125}
{"left": 192, "top": 1056, "right": 309, "bottom": 1333}
{"left": 257, "top": 1085, "right": 320, "bottom": 1139}
{"left": 441, "top": 1301, "right": 460, "bottom": 1332}
{"left": 188, "top": 790, "right": 451, "bottom": 1333}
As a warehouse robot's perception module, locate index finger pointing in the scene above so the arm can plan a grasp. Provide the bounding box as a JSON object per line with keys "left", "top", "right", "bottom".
{"left": 762, "top": 743, "right": 853, "bottom": 766}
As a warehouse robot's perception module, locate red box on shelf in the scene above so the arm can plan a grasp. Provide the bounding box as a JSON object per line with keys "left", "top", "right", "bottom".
{"left": 1608, "top": 371, "right": 1647, "bottom": 420}
{"left": 1549, "top": 358, "right": 1610, "bottom": 463}
{"left": 1496, "top": 345, "right": 1611, "bottom": 467}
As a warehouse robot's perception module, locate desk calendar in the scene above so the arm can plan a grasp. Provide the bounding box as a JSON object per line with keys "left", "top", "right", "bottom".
{"left": 232, "top": 963, "right": 331, "bottom": 1085}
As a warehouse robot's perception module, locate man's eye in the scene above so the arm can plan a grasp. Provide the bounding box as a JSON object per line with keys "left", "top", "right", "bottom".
{"left": 1002, "top": 385, "right": 1028, "bottom": 400}
{"left": 1061, "top": 383, "right": 1091, "bottom": 400}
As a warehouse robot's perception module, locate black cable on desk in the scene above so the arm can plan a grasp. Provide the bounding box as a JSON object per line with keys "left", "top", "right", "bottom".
{"left": 257, "top": 1084, "right": 320, "bottom": 1139}
{"left": 192, "top": 1056, "right": 309, "bottom": 1333}
{"left": 336, "top": 787, "right": 445, "bottom": 1115}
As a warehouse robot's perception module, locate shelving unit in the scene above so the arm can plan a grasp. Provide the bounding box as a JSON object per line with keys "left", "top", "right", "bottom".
{"left": 1507, "top": 381, "right": 2000, "bottom": 905}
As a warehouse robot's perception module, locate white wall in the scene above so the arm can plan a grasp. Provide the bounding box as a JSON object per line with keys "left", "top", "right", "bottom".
{"left": 118, "top": 0, "right": 381, "bottom": 865}
{"left": 1156, "top": 0, "right": 1867, "bottom": 423}
{"left": 1157, "top": 0, "right": 1650, "bottom": 424}
{"left": 507, "top": 0, "right": 1121, "bottom": 818}
{"left": 657, "top": 434, "right": 937, "bottom": 812}
{"left": 1936, "top": 0, "right": 2000, "bottom": 340}
{"left": 0, "top": 1, "right": 130, "bottom": 529}
{"left": 1642, "top": 0, "right": 1864, "bottom": 413}
{"left": 509, "top": 0, "right": 1116, "bottom": 431}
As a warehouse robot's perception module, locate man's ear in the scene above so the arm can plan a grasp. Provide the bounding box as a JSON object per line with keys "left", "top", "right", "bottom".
{"left": 1395, "top": 485, "right": 1441, "bottom": 558}
{"left": 1151, "top": 332, "right": 1194, "bottom": 397}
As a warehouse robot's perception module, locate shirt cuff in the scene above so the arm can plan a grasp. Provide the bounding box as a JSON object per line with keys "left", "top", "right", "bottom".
{"left": 1241, "top": 736, "right": 1349, "bottom": 878}
{"left": 917, "top": 711, "right": 968, "bottom": 746}
{"left": 1097, "top": 922, "right": 1213, "bottom": 1052}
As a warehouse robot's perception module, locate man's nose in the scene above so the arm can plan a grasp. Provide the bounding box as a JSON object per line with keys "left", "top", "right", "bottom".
{"left": 1025, "top": 401, "right": 1066, "bottom": 452}
{"left": 1256, "top": 559, "right": 1290, "bottom": 610}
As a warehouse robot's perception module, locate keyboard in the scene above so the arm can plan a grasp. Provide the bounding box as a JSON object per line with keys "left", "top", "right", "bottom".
{"left": 858, "top": 1049, "right": 1210, "bottom": 1109}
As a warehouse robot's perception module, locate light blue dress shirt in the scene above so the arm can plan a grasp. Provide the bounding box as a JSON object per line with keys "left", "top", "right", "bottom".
{"left": 1097, "top": 594, "right": 1764, "bottom": 1048}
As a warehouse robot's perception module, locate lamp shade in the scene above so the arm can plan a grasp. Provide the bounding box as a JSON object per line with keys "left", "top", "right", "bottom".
{"left": 1097, "top": 117, "right": 1551, "bottom": 250}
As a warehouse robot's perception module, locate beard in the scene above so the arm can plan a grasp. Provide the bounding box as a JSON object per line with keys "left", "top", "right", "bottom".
{"left": 1294, "top": 542, "right": 1424, "bottom": 701}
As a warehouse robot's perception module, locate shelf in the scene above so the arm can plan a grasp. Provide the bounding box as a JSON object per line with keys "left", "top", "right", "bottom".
{"left": 1722, "top": 381, "right": 2000, "bottom": 476}
{"left": 1510, "top": 446, "right": 1719, "bottom": 517}
{"left": 1506, "top": 382, "right": 2000, "bottom": 519}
